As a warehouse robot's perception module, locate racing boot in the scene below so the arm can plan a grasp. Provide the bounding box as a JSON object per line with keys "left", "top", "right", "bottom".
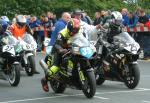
{"left": 41, "top": 65, "right": 60, "bottom": 92}
{"left": 41, "top": 77, "right": 49, "bottom": 92}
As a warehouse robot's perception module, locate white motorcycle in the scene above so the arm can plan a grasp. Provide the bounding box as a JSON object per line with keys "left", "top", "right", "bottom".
{"left": 0, "top": 34, "right": 21, "bottom": 86}
{"left": 15, "top": 33, "right": 37, "bottom": 76}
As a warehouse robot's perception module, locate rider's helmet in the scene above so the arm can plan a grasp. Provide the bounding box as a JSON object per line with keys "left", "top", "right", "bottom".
{"left": 16, "top": 15, "right": 27, "bottom": 27}
{"left": 67, "top": 18, "right": 80, "bottom": 36}
{"left": 109, "top": 11, "right": 123, "bottom": 35}
{"left": 1, "top": 16, "right": 9, "bottom": 23}
{"left": 111, "top": 11, "right": 123, "bottom": 26}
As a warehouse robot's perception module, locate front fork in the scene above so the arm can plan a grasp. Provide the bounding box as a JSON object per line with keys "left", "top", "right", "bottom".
{"left": 77, "top": 62, "right": 93, "bottom": 86}
{"left": 23, "top": 52, "right": 33, "bottom": 65}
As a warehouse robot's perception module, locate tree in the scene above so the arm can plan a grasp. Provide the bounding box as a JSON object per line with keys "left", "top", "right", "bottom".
{"left": 3, "top": 0, "right": 150, "bottom": 19}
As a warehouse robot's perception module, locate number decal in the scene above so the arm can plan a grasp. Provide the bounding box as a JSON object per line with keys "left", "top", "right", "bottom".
{"left": 3, "top": 45, "right": 15, "bottom": 55}
{"left": 4, "top": 45, "right": 13, "bottom": 51}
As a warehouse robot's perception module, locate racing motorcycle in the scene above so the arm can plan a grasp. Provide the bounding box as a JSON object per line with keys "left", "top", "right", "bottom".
{"left": 15, "top": 33, "right": 37, "bottom": 76}
{"left": 94, "top": 30, "right": 141, "bottom": 89}
{"left": 40, "top": 34, "right": 96, "bottom": 98}
{"left": 0, "top": 34, "right": 21, "bottom": 86}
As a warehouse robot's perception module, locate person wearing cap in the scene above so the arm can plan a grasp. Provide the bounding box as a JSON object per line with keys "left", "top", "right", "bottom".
{"left": 72, "top": 9, "right": 101, "bottom": 41}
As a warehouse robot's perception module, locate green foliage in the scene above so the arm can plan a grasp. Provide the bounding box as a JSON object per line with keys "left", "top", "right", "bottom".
{"left": 0, "top": 0, "right": 149, "bottom": 19}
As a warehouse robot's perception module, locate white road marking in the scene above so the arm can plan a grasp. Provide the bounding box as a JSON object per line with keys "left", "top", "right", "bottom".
{"left": 94, "top": 96, "right": 109, "bottom": 100}
{"left": 141, "top": 75, "right": 150, "bottom": 78}
{"left": 138, "top": 88, "right": 150, "bottom": 90}
{"left": 96, "top": 88, "right": 150, "bottom": 94}
{"left": 142, "top": 101, "right": 150, "bottom": 103}
{"left": 0, "top": 95, "right": 69, "bottom": 103}
{"left": 96, "top": 88, "right": 150, "bottom": 95}
{"left": 0, "top": 88, "right": 150, "bottom": 103}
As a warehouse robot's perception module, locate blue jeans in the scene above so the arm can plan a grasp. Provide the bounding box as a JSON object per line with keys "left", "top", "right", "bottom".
{"left": 37, "top": 35, "right": 44, "bottom": 51}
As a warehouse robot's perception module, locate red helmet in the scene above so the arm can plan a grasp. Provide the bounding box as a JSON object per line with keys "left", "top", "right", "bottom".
{"left": 67, "top": 18, "right": 80, "bottom": 36}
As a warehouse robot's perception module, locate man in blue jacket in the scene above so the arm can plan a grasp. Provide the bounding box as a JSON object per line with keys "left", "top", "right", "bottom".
{"left": 49, "top": 12, "right": 71, "bottom": 46}
{"left": 44, "top": 12, "right": 71, "bottom": 63}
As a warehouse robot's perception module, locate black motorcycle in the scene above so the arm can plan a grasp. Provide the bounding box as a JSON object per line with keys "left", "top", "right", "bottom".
{"left": 0, "top": 34, "right": 21, "bottom": 86}
{"left": 94, "top": 30, "right": 140, "bottom": 89}
{"left": 40, "top": 34, "right": 96, "bottom": 98}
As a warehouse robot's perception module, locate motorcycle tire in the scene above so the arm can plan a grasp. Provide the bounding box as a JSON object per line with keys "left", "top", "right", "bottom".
{"left": 8, "top": 64, "right": 21, "bottom": 86}
{"left": 96, "top": 77, "right": 105, "bottom": 85}
{"left": 124, "top": 64, "right": 140, "bottom": 89}
{"left": 82, "top": 71, "right": 96, "bottom": 98}
{"left": 25, "top": 55, "right": 35, "bottom": 76}
{"left": 50, "top": 79, "right": 66, "bottom": 93}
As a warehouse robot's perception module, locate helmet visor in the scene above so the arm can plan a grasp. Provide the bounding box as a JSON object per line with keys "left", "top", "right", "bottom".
{"left": 113, "top": 19, "right": 123, "bottom": 26}
{"left": 70, "top": 27, "right": 79, "bottom": 36}
{"left": 17, "top": 22, "right": 26, "bottom": 27}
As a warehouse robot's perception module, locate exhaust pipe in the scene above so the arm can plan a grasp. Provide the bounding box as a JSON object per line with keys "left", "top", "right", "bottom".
{"left": 39, "top": 59, "right": 48, "bottom": 72}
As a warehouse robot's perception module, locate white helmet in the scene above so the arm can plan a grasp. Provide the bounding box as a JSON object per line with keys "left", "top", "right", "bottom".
{"left": 16, "top": 15, "right": 27, "bottom": 26}
{"left": 1, "top": 16, "right": 9, "bottom": 22}
{"left": 111, "top": 11, "right": 123, "bottom": 26}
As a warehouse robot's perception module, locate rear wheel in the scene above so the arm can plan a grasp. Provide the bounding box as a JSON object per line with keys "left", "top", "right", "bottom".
{"left": 95, "top": 66, "right": 105, "bottom": 85}
{"left": 25, "top": 55, "right": 35, "bottom": 76}
{"left": 96, "top": 76, "right": 105, "bottom": 85}
{"left": 8, "top": 64, "right": 21, "bottom": 86}
{"left": 82, "top": 71, "right": 96, "bottom": 98}
{"left": 124, "top": 64, "right": 140, "bottom": 89}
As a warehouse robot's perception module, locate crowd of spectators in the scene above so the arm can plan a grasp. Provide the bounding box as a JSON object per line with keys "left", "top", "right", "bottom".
{"left": 0, "top": 8, "right": 150, "bottom": 58}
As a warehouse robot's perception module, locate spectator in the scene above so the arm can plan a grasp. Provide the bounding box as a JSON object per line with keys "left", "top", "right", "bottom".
{"left": 127, "top": 12, "right": 138, "bottom": 28}
{"left": 47, "top": 11, "right": 57, "bottom": 26}
{"left": 49, "top": 12, "right": 71, "bottom": 46}
{"left": 135, "top": 7, "right": 141, "bottom": 17}
{"left": 29, "top": 15, "right": 41, "bottom": 42}
{"left": 137, "top": 9, "right": 150, "bottom": 59}
{"left": 47, "top": 12, "right": 56, "bottom": 38}
{"left": 73, "top": 9, "right": 101, "bottom": 41}
{"left": 44, "top": 12, "right": 71, "bottom": 64}
{"left": 102, "top": 10, "right": 112, "bottom": 25}
{"left": 36, "top": 13, "right": 46, "bottom": 52}
{"left": 100, "top": 10, "right": 105, "bottom": 20}
{"left": 137, "top": 9, "right": 149, "bottom": 26}
{"left": 93, "top": 12, "right": 103, "bottom": 26}
{"left": 81, "top": 11, "right": 93, "bottom": 25}
{"left": 121, "top": 8, "right": 129, "bottom": 26}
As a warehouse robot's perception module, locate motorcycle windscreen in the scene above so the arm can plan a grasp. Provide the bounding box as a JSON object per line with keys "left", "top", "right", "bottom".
{"left": 1, "top": 35, "right": 17, "bottom": 45}
{"left": 113, "top": 32, "right": 140, "bottom": 54}
{"left": 70, "top": 34, "right": 90, "bottom": 47}
{"left": 23, "top": 33, "right": 37, "bottom": 49}
{"left": 113, "top": 32, "right": 135, "bottom": 44}
{"left": 71, "top": 34, "right": 94, "bottom": 58}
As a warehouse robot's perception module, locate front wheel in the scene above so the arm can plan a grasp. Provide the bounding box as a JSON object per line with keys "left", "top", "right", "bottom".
{"left": 124, "top": 64, "right": 140, "bottom": 89}
{"left": 50, "top": 79, "right": 66, "bottom": 93}
{"left": 82, "top": 71, "right": 96, "bottom": 98}
{"left": 25, "top": 55, "right": 35, "bottom": 76}
{"left": 8, "top": 64, "right": 21, "bottom": 86}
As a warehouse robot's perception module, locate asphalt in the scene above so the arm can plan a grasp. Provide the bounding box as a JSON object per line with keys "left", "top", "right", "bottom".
{"left": 0, "top": 53, "right": 150, "bottom": 103}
